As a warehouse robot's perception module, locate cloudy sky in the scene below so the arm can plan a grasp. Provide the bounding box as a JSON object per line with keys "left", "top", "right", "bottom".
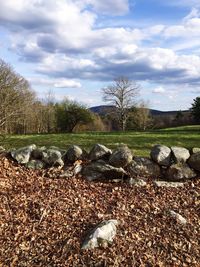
{"left": 0, "top": 0, "right": 200, "bottom": 110}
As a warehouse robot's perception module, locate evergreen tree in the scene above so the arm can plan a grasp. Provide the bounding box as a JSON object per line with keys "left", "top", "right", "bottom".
{"left": 191, "top": 97, "right": 200, "bottom": 123}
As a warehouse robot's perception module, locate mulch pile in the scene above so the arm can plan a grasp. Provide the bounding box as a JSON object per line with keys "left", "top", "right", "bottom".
{"left": 0, "top": 154, "right": 199, "bottom": 266}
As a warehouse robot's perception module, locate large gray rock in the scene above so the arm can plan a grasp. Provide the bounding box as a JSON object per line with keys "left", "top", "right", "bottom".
{"left": 191, "top": 147, "right": 200, "bottom": 154}
{"left": 11, "top": 144, "right": 36, "bottom": 164}
{"left": 81, "top": 219, "right": 118, "bottom": 249}
{"left": 66, "top": 145, "right": 83, "bottom": 162}
{"left": 49, "top": 146, "right": 66, "bottom": 156}
{"left": 127, "top": 157, "right": 161, "bottom": 178}
{"left": 150, "top": 145, "right": 171, "bottom": 166}
{"left": 82, "top": 160, "right": 127, "bottom": 181}
{"left": 165, "top": 163, "right": 196, "bottom": 181}
{"left": 31, "top": 146, "right": 46, "bottom": 159}
{"left": 188, "top": 152, "right": 200, "bottom": 171}
{"left": 26, "top": 160, "right": 46, "bottom": 170}
{"left": 171, "top": 146, "right": 190, "bottom": 163}
{"left": 109, "top": 145, "right": 133, "bottom": 168}
{"left": 59, "top": 162, "right": 82, "bottom": 179}
{"left": 42, "top": 149, "right": 64, "bottom": 167}
{"left": 89, "top": 144, "right": 112, "bottom": 161}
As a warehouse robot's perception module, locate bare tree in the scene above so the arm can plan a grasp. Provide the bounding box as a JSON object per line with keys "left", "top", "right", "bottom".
{"left": 0, "top": 59, "right": 35, "bottom": 134}
{"left": 102, "top": 77, "right": 140, "bottom": 131}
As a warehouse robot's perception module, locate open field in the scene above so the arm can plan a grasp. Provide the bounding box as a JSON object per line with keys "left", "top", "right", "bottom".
{"left": 0, "top": 125, "right": 200, "bottom": 156}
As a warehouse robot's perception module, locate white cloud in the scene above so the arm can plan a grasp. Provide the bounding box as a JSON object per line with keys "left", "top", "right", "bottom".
{"left": 75, "top": 0, "right": 129, "bottom": 15}
{"left": 183, "top": 8, "right": 200, "bottom": 21}
{"left": 28, "top": 76, "right": 81, "bottom": 88}
{"left": 0, "top": 0, "right": 143, "bottom": 61}
{"left": 89, "top": 0, "right": 129, "bottom": 15}
{"left": 152, "top": 86, "right": 166, "bottom": 94}
{"left": 164, "top": 8, "right": 200, "bottom": 39}
{"left": 1, "top": 0, "right": 200, "bottom": 98}
{"left": 54, "top": 80, "right": 81, "bottom": 88}
{"left": 144, "top": 25, "right": 165, "bottom": 36}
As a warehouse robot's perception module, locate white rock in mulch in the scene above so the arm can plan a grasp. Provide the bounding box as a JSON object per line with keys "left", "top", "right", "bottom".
{"left": 81, "top": 219, "right": 119, "bottom": 250}
{"left": 154, "top": 181, "right": 185, "bottom": 188}
{"left": 169, "top": 210, "right": 187, "bottom": 225}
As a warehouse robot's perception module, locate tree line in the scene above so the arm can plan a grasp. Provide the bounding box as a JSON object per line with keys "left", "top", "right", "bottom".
{"left": 0, "top": 58, "right": 199, "bottom": 135}
{"left": 0, "top": 59, "right": 96, "bottom": 134}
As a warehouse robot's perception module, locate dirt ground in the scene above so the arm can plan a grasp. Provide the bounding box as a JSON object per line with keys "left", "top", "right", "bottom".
{"left": 0, "top": 154, "right": 199, "bottom": 267}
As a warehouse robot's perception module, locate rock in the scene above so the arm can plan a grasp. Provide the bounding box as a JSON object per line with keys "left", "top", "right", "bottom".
{"left": 11, "top": 144, "right": 36, "bottom": 164}
{"left": 59, "top": 169, "right": 74, "bottom": 178}
{"left": 129, "top": 178, "right": 147, "bottom": 186}
{"left": 89, "top": 144, "right": 112, "bottom": 161}
{"left": 74, "top": 163, "right": 82, "bottom": 175}
{"left": 165, "top": 163, "right": 196, "bottom": 181}
{"left": 171, "top": 146, "right": 190, "bottom": 163}
{"left": 168, "top": 210, "right": 187, "bottom": 225}
{"left": 42, "top": 149, "right": 64, "bottom": 167}
{"left": 31, "top": 146, "right": 46, "bottom": 159}
{"left": 191, "top": 147, "right": 200, "bottom": 154}
{"left": 154, "top": 181, "right": 185, "bottom": 188}
{"left": 127, "top": 157, "right": 161, "bottom": 178}
{"left": 66, "top": 145, "right": 83, "bottom": 162}
{"left": 0, "top": 146, "right": 5, "bottom": 153}
{"left": 188, "top": 152, "right": 200, "bottom": 171}
{"left": 82, "top": 160, "right": 127, "bottom": 181}
{"left": 49, "top": 146, "right": 66, "bottom": 156}
{"left": 150, "top": 145, "right": 171, "bottom": 166}
{"left": 109, "top": 145, "right": 133, "bottom": 168}
{"left": 59, "top": 163, "right": 82, "bottom": 178}
{"left": 26, "top": 160, "right": 45, "bottom": 170}
{"left": 109, "top": 179, "right": 123, "bottom": 183}
{"left": 81, "top": 219, "right": 118, "bottom": 249}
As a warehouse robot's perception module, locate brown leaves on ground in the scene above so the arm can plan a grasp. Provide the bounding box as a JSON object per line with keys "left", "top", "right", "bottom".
{"left": 0, "top": 155, "right": 200, "bottom": 267}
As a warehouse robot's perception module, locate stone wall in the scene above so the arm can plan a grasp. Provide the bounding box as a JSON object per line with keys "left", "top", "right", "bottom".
{"left": 3, "top": 143, "right": 199, "bottom": 183}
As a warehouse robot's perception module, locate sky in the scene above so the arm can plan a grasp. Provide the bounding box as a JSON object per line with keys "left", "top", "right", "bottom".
{"left": 0, "top": 0, "right": 200, "bottom": 111}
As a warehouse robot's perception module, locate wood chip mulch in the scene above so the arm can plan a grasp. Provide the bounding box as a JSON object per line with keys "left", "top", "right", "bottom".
{"left": 0, "top": 155, "right": 200, "bottom": 267}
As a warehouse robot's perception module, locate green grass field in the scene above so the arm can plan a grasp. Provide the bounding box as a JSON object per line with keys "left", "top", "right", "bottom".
{"left": 1, "top": 125, "right": 200, "bottom": 157}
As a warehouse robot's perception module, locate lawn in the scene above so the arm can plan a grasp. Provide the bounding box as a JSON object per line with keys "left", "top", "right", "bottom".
{"left": 1, "top": 125, "right": 200, "bottom": 157}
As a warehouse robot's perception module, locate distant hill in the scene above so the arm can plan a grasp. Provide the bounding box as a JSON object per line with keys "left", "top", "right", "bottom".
{"left": 90, "top": 105, "right": 116, "bottom": 116}
{"left": 90, "top": 105, "right": 190, "bottom": 116}
{"left": 149, "top": 109, "right": 190, "bottom": 116}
